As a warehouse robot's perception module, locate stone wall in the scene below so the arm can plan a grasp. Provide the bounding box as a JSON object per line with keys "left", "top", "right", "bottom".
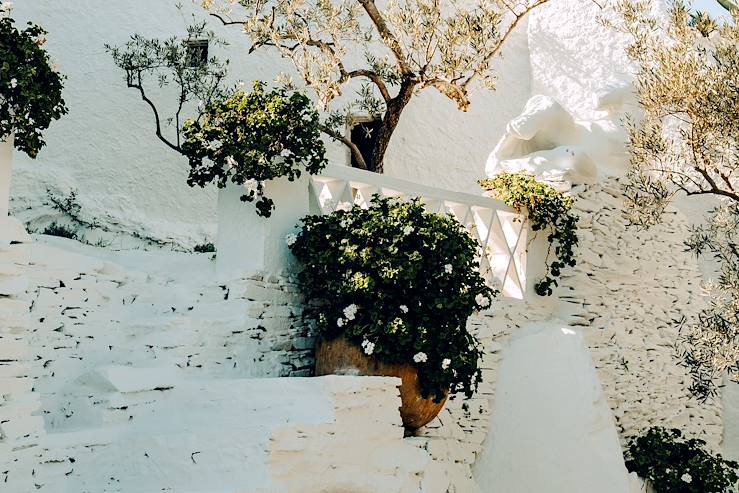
{"left": 412, "top": 179, "right": 722, "bottom": 492}
{"left": 2, "top": 237, "right": 432, "bottom": 492}
{"left": 3, "top": 175, "right": 726, "bottom": 492}
{"left": 0, "top": 224, "right": 43, "bottom": 492}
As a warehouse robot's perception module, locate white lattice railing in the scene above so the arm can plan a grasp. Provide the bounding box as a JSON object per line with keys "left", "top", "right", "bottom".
{"left": 310, "top": 165, "right": 528, "bottom": 299}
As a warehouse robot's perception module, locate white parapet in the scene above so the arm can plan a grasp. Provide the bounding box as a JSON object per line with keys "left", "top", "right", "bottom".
{"left": 216, "top": 164, "right": 532, "bottom": 298}
{"left": 0, "top": 134, "right": 12, "bottom": 219}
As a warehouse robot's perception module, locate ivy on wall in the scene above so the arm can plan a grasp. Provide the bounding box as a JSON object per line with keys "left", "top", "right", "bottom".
{"left": 480, "top": 172, "right": 578, "bottom": 296}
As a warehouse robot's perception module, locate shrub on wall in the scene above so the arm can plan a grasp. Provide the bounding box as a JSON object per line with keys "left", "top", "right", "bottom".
{"left": 288, "top": 195, "right": 495, "bottom": 401}
{"left": 480, "top": 172, "right": 578, "bottom": 296}
{"left": 625, "top": 427, "right": 738, "bottom": 493}
{"left": 0, "top": 14, "right": 67, "bottom": 157}
{"left": 182, "top": 81, "right": 327, "bottom": 217}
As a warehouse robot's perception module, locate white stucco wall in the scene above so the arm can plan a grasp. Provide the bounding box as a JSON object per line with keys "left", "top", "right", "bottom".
{"left": 11, "top": 0, "right": 531, "bottom": 246}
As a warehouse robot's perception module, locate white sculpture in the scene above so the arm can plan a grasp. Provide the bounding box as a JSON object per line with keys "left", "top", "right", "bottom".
{"left": 486, "top": 89, "right": 632, "bottom": 190}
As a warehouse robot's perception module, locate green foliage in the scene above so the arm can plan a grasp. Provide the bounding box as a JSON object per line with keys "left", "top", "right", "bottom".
{"left": 182, "top": 81, "right": 327, "bottom": 217}
{"left": 288, "top": 196, "right": 496, "bottom": 402}
{"left": 0, "top": 16, "right": 67, "bottom": 158}
{"left": 625, "top": 427, "right": 738, "bottom": 493}
{"left": 42, "top": 222, "right": 78, "bottom": 240}
{"left": 193, "top": 242, "right": 215, "bottom": 253}
{"left": 479, "top": 173, "right": 578, "bottom": 296}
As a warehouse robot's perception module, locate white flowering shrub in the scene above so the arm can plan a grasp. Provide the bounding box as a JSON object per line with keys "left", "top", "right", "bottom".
{"left": 0, "top": 12, "right": 67, "bottom": 157}
{"left": 288, "top": 195, "right": 496, "bottom": 401}
{"left": 182, "top": 81, "right": 327, "bottom": 217}
{"left": 625, "top": 427, "right": 738, "bottom": 493}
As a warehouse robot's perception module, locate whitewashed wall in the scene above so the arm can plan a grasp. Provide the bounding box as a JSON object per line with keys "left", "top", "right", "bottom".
{"left": 10, "top": 0, "right": 527, "bottom": 247}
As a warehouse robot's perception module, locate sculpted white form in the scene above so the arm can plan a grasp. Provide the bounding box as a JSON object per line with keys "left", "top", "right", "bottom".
{"left": 485, "top": 91, "right": 631, "bottom": 189}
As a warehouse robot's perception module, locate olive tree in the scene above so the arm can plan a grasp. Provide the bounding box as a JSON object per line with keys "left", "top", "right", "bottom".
{"left": 610, "top": 0, "right": 739, "bottom": 399}
{"left": 201, "top": 0, "right": 549, "bottom": 172}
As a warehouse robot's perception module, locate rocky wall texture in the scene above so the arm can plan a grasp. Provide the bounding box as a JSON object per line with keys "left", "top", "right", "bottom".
{"left": 409, "top": 179, "right": 722, "bottom": 492}
{"left": 0, "top": 227, "right": 43, "bottom": 492}
{"left": 561, "top": 179, "right": 722, "bottom": 447}
{"left": 2, "top": 237, "right": 432, "bottom": 492}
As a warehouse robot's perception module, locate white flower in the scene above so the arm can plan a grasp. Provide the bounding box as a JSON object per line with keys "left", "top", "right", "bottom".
{"left": 475, "top": 293, "right": 490, "bottom": 308}
{"left": 665, "top": 469, "right": 671, "bottom": 474}
{"left": 361, "top": 339, "right": 375, "bottom": 355}
{"left": 444, "top": 264, "right": 453, "bottom": 274}
{"left": 403, "top": 225, "right": 414, "bottom": 235}
{"left": 225, "top": 155, "right": 237, "bottom": 168}
{"left": 413, "top": 352, "right": 428, "bottom": 363}
{"left": 244, "top": 179, "right": 259, "bottom": 193}
{"left": 343, "top": 304, "right": 358, "bottom": 320}
{"left": 681, "top": 473, "right": 692, "bottom": 484}
{"left": 336, "top": 201, "right": 352, "bottom": 212}
{"left": 9, "top": 78, "right": 17, "bottom": 89}
{"left": 442, "top": 358, "right": 451, "bottom": 370}
{"left": 285, "top": 233, "right": 297, "bottom": 247}
{"left": 399, "top": 305, "right": 409, "bottom": 313}
{"left": 336, "top": 318, "right": 345, "bottom": 327}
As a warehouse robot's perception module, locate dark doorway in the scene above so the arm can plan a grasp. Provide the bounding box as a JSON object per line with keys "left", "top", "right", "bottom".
{"left": 350, "top": 119, "right": 382, "bottom": 169}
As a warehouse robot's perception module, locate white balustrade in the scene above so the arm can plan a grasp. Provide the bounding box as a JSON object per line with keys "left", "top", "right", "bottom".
{"left": 216, "top": 164, "right": 529, "bottom": 299}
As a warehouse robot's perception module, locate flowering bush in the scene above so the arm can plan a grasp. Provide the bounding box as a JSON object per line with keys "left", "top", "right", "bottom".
{"left": 479, "top": 172, "right": 578, "bottom": 296}
{"left": 288, "top": 195, "right": 496, "bottom": 401}
{"left": 182, "top": 81, "right": 327, "bottom": 217}
{"left": 0, "top": 14, "right": 67, "bottom": 157}
{"left": 625, "top": 427, "right": 738, "bottom": 493}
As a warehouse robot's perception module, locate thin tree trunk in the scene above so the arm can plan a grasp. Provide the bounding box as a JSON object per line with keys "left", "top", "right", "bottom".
{"left": 370, "top": 80, "right": 417, "bottom": 173}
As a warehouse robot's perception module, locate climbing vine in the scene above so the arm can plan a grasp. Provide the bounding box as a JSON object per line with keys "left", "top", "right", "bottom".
{"left": 479, "top": 172, "right": 578, "bottom": 296}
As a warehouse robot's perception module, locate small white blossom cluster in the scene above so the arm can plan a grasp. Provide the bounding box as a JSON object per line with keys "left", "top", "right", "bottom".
{"left": 361, "top": 339, "right": 375, "bottom": 355}
{"left": 9, "top": 78, "right": 17, "bottom": 89}
{"left": 244, "top": 179, "right": 260, "bottom": 194}
{"left": 285, "top": 233, "right": 297, "bottom": 246}
{"left": 336, "top": 318, "right": 344, "bottom": 327}
{"left": 225, "top": 155, "right": 237, "bottom": 168}
{"left": 413, "top": 352, "right": 427, "bottom": 363}
{"left": 681, "top": 473, "right": 692, "bottom": 484}
{"left": 441, "top": 358, "right": 451, "bottom": 370}
{"left": 343, "top": 304, "right": 358, "bottom": 320}
{"left": 475, "top": 293, "right": 490, "bottom": 308}
{"left": 402, "top": 225, "right": 414, "bottom": 235}
{"left": 444, "top": 264, "right": 453, "bottom": 274}
{"left": 399, "top": 305, "right": 408, "bottom": 314}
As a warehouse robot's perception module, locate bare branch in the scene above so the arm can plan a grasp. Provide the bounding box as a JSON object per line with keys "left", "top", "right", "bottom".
{"left": 344, "top": 69, "right": 391, "bottom": 102}
{"left": 128, "top": 73, "right": 182, "bottom": 154}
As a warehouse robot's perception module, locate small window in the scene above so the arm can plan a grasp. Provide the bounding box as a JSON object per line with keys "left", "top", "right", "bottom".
{"left": 186, "top": 39, "right": 209, "bottom": 67}
{"left": 349, "top": 118, "right": 382, "bottom": 169}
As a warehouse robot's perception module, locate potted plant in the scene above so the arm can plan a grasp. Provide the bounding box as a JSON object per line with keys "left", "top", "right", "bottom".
{"left": 288, "top": 196, "right": 495, "bottom": 429}
{"left": 625, "top": 427, "right": 738, "bottom": 493}
{"left": 0, "top": 10, "right": 67, "bottom": 218}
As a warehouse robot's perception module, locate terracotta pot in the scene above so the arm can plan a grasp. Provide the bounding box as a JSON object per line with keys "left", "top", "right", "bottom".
{"left": 314, "top": 336, "right": 447, "bottom": 429}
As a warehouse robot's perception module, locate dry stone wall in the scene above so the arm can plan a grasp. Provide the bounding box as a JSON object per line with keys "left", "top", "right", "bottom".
{"left": 413, "top": 179, "right": 722, "bottom": 493}
{"left": 2, "top": 175, "right": 725, "bottom": 493}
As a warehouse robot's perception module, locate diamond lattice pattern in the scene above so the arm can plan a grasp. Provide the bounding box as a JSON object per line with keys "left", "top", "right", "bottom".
{"left": 310, "top": 174, "right": 527, "bottom": 299}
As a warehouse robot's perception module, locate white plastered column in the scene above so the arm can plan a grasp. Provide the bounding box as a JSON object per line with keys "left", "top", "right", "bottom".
{"left": 215, "top": 175, "right": 309, "bottom": 279}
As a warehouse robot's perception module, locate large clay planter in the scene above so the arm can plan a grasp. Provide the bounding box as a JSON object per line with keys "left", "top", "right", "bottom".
{"left": 315, "top": 336, "right": 447, "bottom": 429}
